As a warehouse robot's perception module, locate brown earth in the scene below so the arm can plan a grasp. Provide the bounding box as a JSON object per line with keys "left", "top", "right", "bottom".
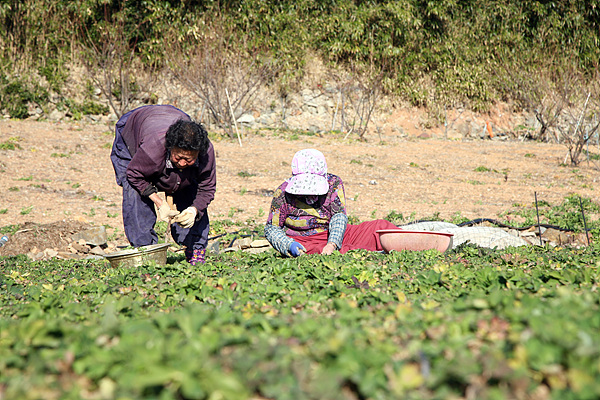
{"left": 0, "top": 113, "right": 598, "bottom": 257}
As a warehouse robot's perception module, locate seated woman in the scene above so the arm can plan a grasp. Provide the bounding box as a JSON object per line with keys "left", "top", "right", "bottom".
{"left": 264, "top": 149, "right": 397, "bottom": 257}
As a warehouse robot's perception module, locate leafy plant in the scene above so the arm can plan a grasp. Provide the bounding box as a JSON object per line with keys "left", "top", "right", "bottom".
{"left": 449, "top": 211, "right": 470, "bottom": 225}
{"left": 0, "top": 224, "right": 19, "bottom": 235}
{"left": 154, "top": 220, "right": 169, "bottom": 241}
{"left": 0, "top": 75, "right": 49, "bottom": 119}
{"left": 61, "top": 98, "right": 109, "bottom": 117}
{"left": 38, "top": 57, "right": 68, "bottom": 93}
{"left": 0, "top": 137, "right": 22, "bottom": 150}
{"left": 348, "top": 214, "right": 361, "bottom": 225}
{"left": 237, "top": 171, "right": 256, "bottom": 178}
{"left": 500, "top": 195, "right": 600, "bottom": 232}
{"left": 384, "top": 210, "right": 405, "bottom": 224}
{"left": 228, "top": 207, "right": 244, "bottom": 218}
{"left": 20, "top": 206, "right": 33, "bottom": 215}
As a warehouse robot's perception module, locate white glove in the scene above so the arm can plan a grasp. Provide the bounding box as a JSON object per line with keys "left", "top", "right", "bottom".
{"left": 173, "top": 206, "right": 197, "bottom": 229}
{"left": 157, "top": 202, "right": 179, "bottom": 222}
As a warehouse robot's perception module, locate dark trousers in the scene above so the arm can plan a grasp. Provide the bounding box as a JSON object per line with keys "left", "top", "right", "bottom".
{"left": 110, "top": 109, "right": 210, "bottom": 250}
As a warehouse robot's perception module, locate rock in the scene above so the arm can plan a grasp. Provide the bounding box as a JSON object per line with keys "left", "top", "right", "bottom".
{"left": 72, "top": 226, "right": 107, "bottom": 246}
{"left": 542, "top": 229, "right": 570, "bottom": 245}
{"left": 48, "top": 109, "right": 65, "bottom": 121}
{"left": 236, "top": 237, "right": 253, "bottom": 249}
{"left": 206, "top": 240, "right": 221, "bottom": 255}
{"left": 90, "top": 246, "right": 106, "bottom": 256}
{"left": 250, "top": 239, "right": 270, "bottom": 248}
{"left": 71, "top": 242, "right": 90, "bottom": 253}
{"left": 456, "top": 122, "right": 470, "bottom": 137}
{"left": 258, "top": 114, "right": 275, "bottom": 125}
{"left": 307, "top": 124, "right": 321, "bottom": 133}
{"left": 305, "top": 102, "right": 319, "bottom": 113}
{"left": 237, "top": 114, "right": 255, "bottom": 126}
{"left": 28, "top": 250, "right": 44, "bottom": 260}
{"left": 28, "top": 105, "right": 43, "bottom": 116}
{"left": 44, "top": 248, "right": 58, "bottom": 258}
{"left": 301, "top": 89, "right": 314, "bottom": 100}
{"left": 575, "top": 232, "right": 591, "bottom": 245}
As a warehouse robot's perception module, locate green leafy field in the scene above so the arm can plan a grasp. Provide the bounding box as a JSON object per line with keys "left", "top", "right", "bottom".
{"left": 2, "top": 241, "right": 600, "bottom": 399}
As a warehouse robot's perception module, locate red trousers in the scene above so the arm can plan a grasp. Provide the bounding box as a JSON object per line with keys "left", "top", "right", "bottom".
{"left": 294, "top": 219, "right": 397, "bottom": 254}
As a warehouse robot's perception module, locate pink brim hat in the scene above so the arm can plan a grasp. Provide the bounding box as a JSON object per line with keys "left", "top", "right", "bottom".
{"left": 285, "top": 149, "right": 329, "bottom": 195}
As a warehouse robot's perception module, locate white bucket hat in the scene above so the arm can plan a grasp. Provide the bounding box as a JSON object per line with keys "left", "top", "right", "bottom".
{"left": 285, "top": 149, "right": 329, "bottom": 195}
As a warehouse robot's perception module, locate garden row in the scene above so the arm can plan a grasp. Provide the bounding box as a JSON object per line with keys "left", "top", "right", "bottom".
{"left": 1, "top": 242, "right": 599, "bottom": 399}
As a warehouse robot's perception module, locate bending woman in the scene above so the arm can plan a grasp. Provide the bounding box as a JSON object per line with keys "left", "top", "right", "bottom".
{"left": 110, "top": 105, "right": 216, "bottom": 265}
{"left": 264, "top": 149, "right": 397, "bottom": 257}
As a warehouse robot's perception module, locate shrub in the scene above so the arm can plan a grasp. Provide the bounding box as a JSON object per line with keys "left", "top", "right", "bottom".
{"left": 0, "top": 75, "right": 48, "bottom": 119}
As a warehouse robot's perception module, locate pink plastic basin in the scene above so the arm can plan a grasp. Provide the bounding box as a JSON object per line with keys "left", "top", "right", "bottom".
{"left": 376, "top": 229, "right": 454, "bottom": 253}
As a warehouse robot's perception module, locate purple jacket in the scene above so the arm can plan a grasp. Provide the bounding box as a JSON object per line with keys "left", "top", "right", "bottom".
{"left": 122, "top": 105, "right": 216, "bottom": 213}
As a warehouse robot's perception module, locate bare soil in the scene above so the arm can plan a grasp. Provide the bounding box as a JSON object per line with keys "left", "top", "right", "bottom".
{"left": 1, "top": 114, "right": 598, "bottom": 256}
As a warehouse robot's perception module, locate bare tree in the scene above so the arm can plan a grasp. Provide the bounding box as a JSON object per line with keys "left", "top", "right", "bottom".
{"left": 167, "top": 34, "right": 277, "bottom": 139}
{"left": 555, "top": 82, "right": 600, "bottom": 166}
{"left": 80, "top": 3, "right": 157, "bottom": 118}
{"left": 330, "top": 64, "right": 383, "bottom": 141}
{"left": 501, "top": 58, "right": 600, "bottom": 165}
{"left": 504, "top": 66, "right": 566, "bottom": 142}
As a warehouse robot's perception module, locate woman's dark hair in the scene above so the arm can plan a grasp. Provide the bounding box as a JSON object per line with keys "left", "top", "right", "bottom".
{"left": 165, "top": 119, "right": 209, "bottom": 153}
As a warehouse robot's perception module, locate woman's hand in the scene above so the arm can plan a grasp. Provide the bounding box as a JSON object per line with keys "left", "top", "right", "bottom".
{"left": 157, "top": 202, "right": 179, "bottom": 221}
{"left": 288, "top": 241, "right": 306, "bottom": 257}
{"left": 321, "top": 242, "right": 337, "bottom": 255}
{"left": 173, "top": 207, "right": 198, "bottom": 229}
